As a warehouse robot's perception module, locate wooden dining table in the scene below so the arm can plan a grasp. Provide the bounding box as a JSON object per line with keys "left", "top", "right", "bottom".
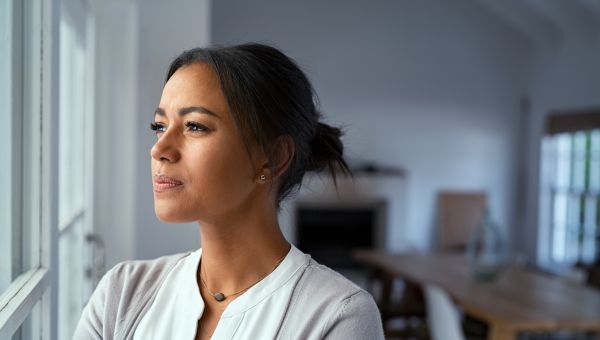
{"left": 353, "top": 249, "right": 600, "bottom": 340}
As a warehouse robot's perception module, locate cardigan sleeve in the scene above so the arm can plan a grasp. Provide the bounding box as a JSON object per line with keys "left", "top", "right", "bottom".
{"left": 321, "top": 290, "right": 385, "bottom": 340}
{"left": 72, "top": 264, "right": 120, "bottom": 340}
{"left": 72, "top": 253, "right": 188, "bottom": 340}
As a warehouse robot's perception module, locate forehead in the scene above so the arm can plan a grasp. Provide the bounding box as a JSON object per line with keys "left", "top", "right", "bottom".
{"left": 159, "top": 63, "right": 229, "bottom": 118}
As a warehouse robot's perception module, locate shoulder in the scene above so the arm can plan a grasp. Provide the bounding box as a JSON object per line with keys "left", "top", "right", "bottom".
{"left": 297, "top": 259, "right": 365, "bottom": 300}
{"left": 108, "top": 251, "right": 191, "bottom": 287}
{"left": 280, "top": 258, "right": 384, "bottom": 339}
{"left": 73, "top": 251, "right": 193, "bottom": 340}
{"left": 102, "top": 251, "right": 192, "bottom": 305}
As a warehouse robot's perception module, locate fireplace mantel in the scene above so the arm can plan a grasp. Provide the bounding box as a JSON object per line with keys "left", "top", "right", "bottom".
{"left": 279, "top": 172, "right": 409, "bottom": 252}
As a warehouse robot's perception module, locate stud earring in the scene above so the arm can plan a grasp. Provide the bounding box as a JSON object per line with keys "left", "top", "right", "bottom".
{"left": 259, "top": 174, "right": 267, "bottom": 183}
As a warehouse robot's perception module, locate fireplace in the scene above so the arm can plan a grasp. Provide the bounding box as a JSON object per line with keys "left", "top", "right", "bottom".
{"left": 295, "top": 201, "right": 386, "bottom": 269}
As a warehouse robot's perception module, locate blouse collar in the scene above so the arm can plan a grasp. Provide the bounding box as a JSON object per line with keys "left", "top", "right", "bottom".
{"left": 184, "top": 245, "right": 309, "bottom": 319}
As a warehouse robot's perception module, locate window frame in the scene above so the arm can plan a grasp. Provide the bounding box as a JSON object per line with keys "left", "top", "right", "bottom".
{"left": 0, "top": 0, "right": 24, "bottom": 294}
{"left": 0, "top": 0, "right": 60, "bottom": 338}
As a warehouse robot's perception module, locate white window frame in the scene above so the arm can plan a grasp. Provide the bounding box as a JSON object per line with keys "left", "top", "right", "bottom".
{"left": 0, "top": 0, "right": 60, "bottom": 338}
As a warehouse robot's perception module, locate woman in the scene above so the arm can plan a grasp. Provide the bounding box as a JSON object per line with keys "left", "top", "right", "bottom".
{"left": 74, "top": 43, "right": 384, "bottom": 340}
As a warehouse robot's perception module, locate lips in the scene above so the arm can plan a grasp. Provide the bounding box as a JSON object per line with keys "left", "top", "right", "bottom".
{"left": 153, "top": 174, "right": 183, "bottom": 193}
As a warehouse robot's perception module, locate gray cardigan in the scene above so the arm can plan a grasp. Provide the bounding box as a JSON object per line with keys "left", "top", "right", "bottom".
{"left": 73, "top": 251, "right": 385, "bottom": 339}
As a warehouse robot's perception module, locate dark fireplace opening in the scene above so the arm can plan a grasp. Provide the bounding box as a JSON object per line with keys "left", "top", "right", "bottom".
{"left": 296, "top": 206, "right": 379, "bottom": 269}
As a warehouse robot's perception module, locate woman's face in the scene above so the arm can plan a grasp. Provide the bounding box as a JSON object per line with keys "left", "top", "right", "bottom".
{"left": 150, "top": 63, "right": 265, "bottom": 223}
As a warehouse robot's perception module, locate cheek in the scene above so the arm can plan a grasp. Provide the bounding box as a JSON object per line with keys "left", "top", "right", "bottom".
{"left": 184, "top": 139, "right": 256, "bottom": 212}
{"left": 192, "top": 141, "right": 254, "bottom": 190}
{"left": 151, "top": 132, "right": 259, "bottom": 223}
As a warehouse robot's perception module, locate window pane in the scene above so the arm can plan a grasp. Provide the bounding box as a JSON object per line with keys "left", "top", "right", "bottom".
{"left": 0, "top": 0, "right": 25, "bottom": 293}
{"left": 590, "top": 130, "right": 600, "bottom": 191}
{"left": 571, "top": 132, "right": 587, "bottom": 191}
{"left": 581, "top": 196, "right": 598, "bottom": 263}
{"left": 555, "top": 133, "right": 571, "bottom": 189}
{"left": 21, "top": 0, "right": 43, "bottom": 272}
{"left": 552, "top": 192, "right": 568, "bottom": 262}
{"left": 567, "top": 194, "right": 582, "bottom": 262}
{"left": 0, "top": 0, "right": 14, "bottom": 293}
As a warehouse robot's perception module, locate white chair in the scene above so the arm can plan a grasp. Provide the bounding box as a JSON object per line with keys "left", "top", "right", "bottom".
{"left": 424, "top": 284, "right": 466, "bottom": 340}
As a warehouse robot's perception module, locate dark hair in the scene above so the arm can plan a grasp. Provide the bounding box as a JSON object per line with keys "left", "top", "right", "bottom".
{"left": 165, "top": 43, "right": 351, "bottom": 206}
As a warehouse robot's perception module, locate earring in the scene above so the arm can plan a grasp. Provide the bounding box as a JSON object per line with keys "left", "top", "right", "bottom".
{"left": 259, "top": 174, "right": 267, "bottom": 183}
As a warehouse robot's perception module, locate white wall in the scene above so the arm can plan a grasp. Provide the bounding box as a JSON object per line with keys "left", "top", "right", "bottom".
{"left": 134, "top": 0, "right": 211, "bottom": 260}
{"left": 93, "top": 1, "right": 138, "bottom": 268}
{"left": 212, "top": 0, "right": 531, "bottom": 250}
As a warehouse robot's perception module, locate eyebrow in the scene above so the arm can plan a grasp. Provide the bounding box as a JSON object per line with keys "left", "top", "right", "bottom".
{"left": 154, "top": 106, "right": 220, "bottom": 118}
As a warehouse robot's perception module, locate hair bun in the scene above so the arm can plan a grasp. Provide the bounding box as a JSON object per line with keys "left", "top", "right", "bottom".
{"left": 307, "top": 122, "right": 345, "bottom": 172}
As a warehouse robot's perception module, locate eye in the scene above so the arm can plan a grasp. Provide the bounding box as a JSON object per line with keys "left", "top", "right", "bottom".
{"left": 185, "top": 121, "right": 210, "bottom": 133}
{"left": 150, "top": 122, "right": 167, "bottom": 135}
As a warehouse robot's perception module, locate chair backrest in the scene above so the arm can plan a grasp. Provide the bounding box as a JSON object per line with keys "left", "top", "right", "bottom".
{"left": 584, "top": 265, "right": 600, "bottom": 289}
{"left": 424, "top": 284, "right": 466, "bottom": 340}
{"left": 437, "top": 192, "right": 487, "bottom": 251}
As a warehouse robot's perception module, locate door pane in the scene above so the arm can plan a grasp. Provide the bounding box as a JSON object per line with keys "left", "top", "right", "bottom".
{"left": 11, "top": 300, "right": 41, "bottom": 340}
{"left": 58, "top": 0, "right": 94, "bottom": 337}
{"left": 58, "top": 218, "right": 85, "bottom": 339}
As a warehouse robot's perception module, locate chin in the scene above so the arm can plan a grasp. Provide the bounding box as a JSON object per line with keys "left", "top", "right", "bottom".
{"left": 154, "top": 204, "right": 195, "bottom": 223}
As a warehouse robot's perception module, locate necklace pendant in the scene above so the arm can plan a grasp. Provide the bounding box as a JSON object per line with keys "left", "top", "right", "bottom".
{"left": 213, "top": 292, "right": 226, "bottom": 302}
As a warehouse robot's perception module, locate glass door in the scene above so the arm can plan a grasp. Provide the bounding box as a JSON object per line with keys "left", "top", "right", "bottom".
{"left": 58, "top": 0, "right": 98, "bottom": 338}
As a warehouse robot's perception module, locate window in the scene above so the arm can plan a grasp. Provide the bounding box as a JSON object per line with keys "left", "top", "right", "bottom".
{"left": 541, "top": 110, "right": 600, "bottom": 265}
{"left": 0, "top": 0, "right": 48, "bottom": 338}
{"left": 0, "top": 0, "right": 96, "bottom": 338}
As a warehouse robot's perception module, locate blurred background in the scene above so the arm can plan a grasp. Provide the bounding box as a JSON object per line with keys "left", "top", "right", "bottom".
{"left": 1, "top": 0, "right": 600, "bottom": 339}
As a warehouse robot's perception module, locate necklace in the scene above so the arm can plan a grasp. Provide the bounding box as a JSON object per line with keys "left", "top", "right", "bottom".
{"left": 199, "top": 252, "right": 287, "bottom": 302}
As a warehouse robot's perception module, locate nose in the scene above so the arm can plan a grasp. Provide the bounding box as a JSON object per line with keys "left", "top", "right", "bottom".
{"left": 150, "top": 130, "right": 181, "bottom": 163}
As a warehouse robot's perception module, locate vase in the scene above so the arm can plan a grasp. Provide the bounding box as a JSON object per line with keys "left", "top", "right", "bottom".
{"left": 466, "top": 209, "right": 507, "bottom": 281}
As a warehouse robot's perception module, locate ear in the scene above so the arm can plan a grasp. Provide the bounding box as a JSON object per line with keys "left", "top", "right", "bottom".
{"left": 256, "top": 135, "right": 295, "bottom": 182}
{"left": 272, "top": 135, "right": 295, "bottom": 178}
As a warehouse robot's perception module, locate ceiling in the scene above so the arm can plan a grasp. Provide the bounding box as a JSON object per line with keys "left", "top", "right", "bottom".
{"left": 476, "top": 0, "right": 600, "bottom": 46}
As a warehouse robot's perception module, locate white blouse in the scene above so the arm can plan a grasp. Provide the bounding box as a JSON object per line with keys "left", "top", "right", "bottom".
{"left": 133, "top": 245, "right": 309, "bottom": 340}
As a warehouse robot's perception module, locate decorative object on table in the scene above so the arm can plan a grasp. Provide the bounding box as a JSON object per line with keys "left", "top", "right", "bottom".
{"left": 466, "top": 208, "right": 507, "bottom": 281}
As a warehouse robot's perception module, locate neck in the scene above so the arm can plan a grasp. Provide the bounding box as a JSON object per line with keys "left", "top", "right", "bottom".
{"left": 197, "top": 206, "right": 291, "bottom": 297}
